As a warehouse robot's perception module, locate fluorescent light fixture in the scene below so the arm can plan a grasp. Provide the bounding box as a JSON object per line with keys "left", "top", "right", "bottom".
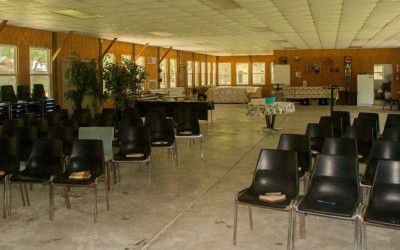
{"left": 148, "top": 32, "right": 174, "bottom": 37}
{"left": 53, "top": 9, "right": 102, "bottom": 19}
{"left": 199, "top": 0, "right": 241, "bottom": 10}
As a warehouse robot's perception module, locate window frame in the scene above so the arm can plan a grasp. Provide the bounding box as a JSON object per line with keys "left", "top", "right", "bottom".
{"left": 236, "top": 62, "right": 249, "bottom": 85}
{"left": 218, "top": 63, "right": 231, "bottom": 85}
{"left": 0, "top": 44, "right": 18, "bottom": 90}
{"left": 252, "top": 62, "right": 266, "bottom": 85}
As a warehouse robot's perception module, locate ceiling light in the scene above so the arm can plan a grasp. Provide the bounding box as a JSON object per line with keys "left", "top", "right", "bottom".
{"left": 53, "top": 9, "right": 102, "bottom": 19}
{"left": 199, "top": 0, "right": 241, "bottom": 10}
{"left": 148, "top": 32, "right": 174, "bottom": 37}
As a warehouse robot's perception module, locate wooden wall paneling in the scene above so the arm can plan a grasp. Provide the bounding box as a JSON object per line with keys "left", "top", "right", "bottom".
{"left": 0, "top": 20, "right": 8, "bottom": 34}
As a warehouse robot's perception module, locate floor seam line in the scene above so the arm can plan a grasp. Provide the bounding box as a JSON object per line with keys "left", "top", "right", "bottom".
{"left": 141, "top": 134, "right": 267, "bottom": 249}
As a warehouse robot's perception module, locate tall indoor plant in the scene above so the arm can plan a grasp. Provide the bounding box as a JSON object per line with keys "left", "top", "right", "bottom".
{"left": 64, "top": 54, "right": 105, "bottom": 110}
{"left": 103, "top": 58, "right": 148, "bottom": 112}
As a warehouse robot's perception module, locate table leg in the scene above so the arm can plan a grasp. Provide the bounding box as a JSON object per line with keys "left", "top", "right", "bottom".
{"left": 263, "top": 114, "right": 280, "bottom": 132}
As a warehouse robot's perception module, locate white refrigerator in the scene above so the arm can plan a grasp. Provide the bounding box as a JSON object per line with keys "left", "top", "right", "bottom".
{"left": 357, "top": 74, "right": 374, "bottom": 106}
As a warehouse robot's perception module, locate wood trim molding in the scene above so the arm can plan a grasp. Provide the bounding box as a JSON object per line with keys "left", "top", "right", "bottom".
{"left": 100, "top": 38, "right": 117, "bottom": 59}
{"left": 52, "top": 31, "right": 74, "bottom": 62}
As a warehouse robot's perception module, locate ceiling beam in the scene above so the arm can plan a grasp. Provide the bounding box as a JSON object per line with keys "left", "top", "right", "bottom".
{"left": 0, "top": 20, "right": 8, "bottom": 34}
{"left": 52, "top": 31, "right": 74, "bottom": 62}
{"left": 101, "top": 38, "right": 118, "bottom": 59}
{"left": 135, "top": 43, "right": 149, "bottom": 61}
{"left": 159, "top": 47, "right": 173, "bottom": 62}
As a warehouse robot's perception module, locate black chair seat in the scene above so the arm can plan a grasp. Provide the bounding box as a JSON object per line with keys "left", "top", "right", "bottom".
{"left": 9, "top": 174, "right": 52, "bottom": 183}
{"left": 237, "top": 188, "right": 295, "bottom": 209}
{"left": 51, "top": 173, "right": 97, "bottom": 185}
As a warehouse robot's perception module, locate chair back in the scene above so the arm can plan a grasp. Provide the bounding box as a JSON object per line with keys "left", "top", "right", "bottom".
{"left": 321, "top": 137, "right": 358, "bottom": 157}
{"left": 116, "top": 126, "right": 151, "bottom": 159}
{"left": 17, "top": 85, "right": 31, "bottom": 101}
{"left": 68, "top": 139, "right": 105, "bottom": 177}
{"left": 43, "top": 112, "right": 63, "bottom": 127}
{"left": 344, "top": 125, "right": 374, "bottom": 162}
{"left": 277, "top": 134, "right": 311, "bottom": 177}
{"left": 176, "top": 111, "right": 200, "bottom": 135}
{"left": 319, "top": 115, "right": 343, "bottom": 138}
{"left": 357, "top": 112, "right": 380, "bottom": 136}
{"left": 250, "top": 149, "right": 298, "bottom": 199}
{"left": 3, "top": 119, "right": 24, "bottom": 137}
{"left": 144, "top": 108, "right": 166, "bottom": 127}
{"left": 32, "top": 84, "right": 46, "bottom": 99}
{"left": 149, "top": 118, "right": 175, "bottom": 146}
{"left": 25, "top": 138, "right": 63, "bottom": 178}
{"left": 1, "top": 85, "right": 17, "bottom": 103}
{"left": 31, "top": 119, "right": 49, "bottom": 138}
{"left": 381, "top": 127, "right": 400, "bottom": 141}
{"left": 362, "top": 140, "right": 400, "bottom": 186}
{"left": 383, "top": 114, "right": 400, "bottom": 131}
{"left": 47, "top": 126, "right": 73, "bottom": 156}
{"left": 0, "top": 137, "right": 19, "bottom": 175}
{"left": 14, "top": 126, "right": 38, "bottom": 160}
{"left": 305, "top": 123, "right": 333, "bottom": 154}
{"left": 79, "top": 127, "right": 114, "bottom": 162}
{"left": 332, "top": 111, "right": 351, "bottom": 131}
{"left": 305, "top": 154, "right": 359, "bottom": 216}
{"left": 71, "top": 108, "right": 91, "bottom": 127}
{"left": 364, "top": 159, "right": 400, "bottom": 227}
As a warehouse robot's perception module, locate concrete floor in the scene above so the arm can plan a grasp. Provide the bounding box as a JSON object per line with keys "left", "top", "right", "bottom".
{"left": 1, "top": 103, "right": 400, "bottom": 250}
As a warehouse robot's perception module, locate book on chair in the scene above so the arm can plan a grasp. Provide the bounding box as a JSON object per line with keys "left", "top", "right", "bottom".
{"left": 69, "top": 171, "right": 91, "bottom": 180}
{"left": 259, "top": 192, "right": 286, "bottom": 203}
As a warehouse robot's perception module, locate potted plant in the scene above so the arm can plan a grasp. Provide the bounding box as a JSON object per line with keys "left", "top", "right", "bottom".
{"left": 103, "top": 58, "right": 148, "bottom": 113}
{"left": 64, "top": 54, "right": 104, "bottom": 110}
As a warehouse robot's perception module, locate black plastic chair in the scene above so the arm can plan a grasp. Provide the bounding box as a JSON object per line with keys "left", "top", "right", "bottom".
{"left": 344, "top": 125, "right": 375, "bottom": 163}
{"left": 360, "top": 140, "right": 400, "bottom": 195}
{"left": 319, "top": 115, "right": 343, "bottom": 138}
{"left": 381, "top": 127, "right": 400, "bottom": 141}
{"left": 7, "top": 139, "right": 63, "bottom": 219}
{"left": 3, "top": 119, "right": 24, "bottom": 137}
{"left": 0, "top": 85, "right": 18, "bottom": 103}
{"left": 17, "top": 85, "right": 32, "bottom": 102}
{"left": 362, "top": 159, "right": 400, "bottom": 247}
{"left": 277, "top": 134, "right": 311, "bottom": 194}
{"left": 383, "top": 113, "right": 400, "bottom": 130}
{"left": 321, "top": 137, "right": 358, "bottom": 157}
{"left": 43, "top": 112, "right": 63, "bottom": 127}
{"left": 357, "top": 112, "right": 380, "bottom": 138}
{"left": 113, "top": 126, "right": 153, "bottom": 189}
{"left": 305, "top": 123, "right": 333, "bottom": 156}
{"left": 31, "top": 119, "right": 49, "bottom": 138}
{"left": 46, "top": 126, "right": 73, "bottom": 160}
{"left": 149, "top": 117, "right": 178, "bottom": 172}
{"left": 71, "top": 108, "right": 91, "bottom": 127}
{"left": 13, "top": 126, "right": 38, "bottom": 161}
{"left": 175, "top": 110, "right": 203, "bottom": 158}
{"left": 32, "top": 84, "right": 47, "bottom": 100}
{"left": 0, "top": 137, "right": 19, "bottom": 218}
{"left": 50, "top": 139, "right": 108, "bottom": 223}
{"left": 233, "top": 149, "right": 298, "bottom": 245}
{"left": 332, "top": 111, "right": 351, "bottom": 131}
{"left": 288, "top": 154, "right": 363, "bottom": 250}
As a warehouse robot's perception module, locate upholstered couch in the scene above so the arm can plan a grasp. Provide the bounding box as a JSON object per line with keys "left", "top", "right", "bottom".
{"left": 206, "top": 86, "right": 263, "bottom": 103}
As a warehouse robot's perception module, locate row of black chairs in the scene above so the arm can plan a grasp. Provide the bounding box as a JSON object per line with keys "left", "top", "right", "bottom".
{"left": 233, "top": 135, "right": 400, "bottom": 248}
{"left": 1, "top": 137, "right": 108, "bottom": 222}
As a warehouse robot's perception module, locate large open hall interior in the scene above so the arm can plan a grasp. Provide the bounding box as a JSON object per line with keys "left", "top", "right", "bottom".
{"left": 2, "top": 0, "right": 400, "bottom": 249}
{"left": 1, "top": 104, "right": 399, "bottom": 250}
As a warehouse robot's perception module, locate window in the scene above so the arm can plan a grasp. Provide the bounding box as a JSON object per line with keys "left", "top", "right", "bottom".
{"left": 236, "top": 63, "right": 249, "bottom": 85}
{"left": 169, "top": 59, "right": 176, "bottom": 88}
{"left": 103, "top": 54, "right": 115, "bottom": 91}
{"left": 187, "top": 61, "right": 193, "bottom": 87}
{"left": 30, "top": 47, "right": 51, "bottom": 97}
{"left": 121, "top": 54, "right": 131, "bottom": 63}
{"left": 374, "top": 65, "right": 384, "bottom": 80}
{"left": 252, "top": 62, "right": 265, "bottom": 85}
{"left": 207, "top": 62, "right": 211, "bottom": 85}
{"left": 218, "top": 63, "right": 231, "bottom": 85}
{"left": 0, "top": 44, "right": 17, "bottom": 90}
{"left": 212, "top": 62, "right": 216, "bottom": 85}
{"left": 201, "top": 62, "right": 206, "bottom": 86}
{"left": 194, "top": 61, "right": 200, "bottom": 86}
{"left": 159, "top": 59, "right": 167, "bottom": 89}
{"left": 135, "top": 56, "right": 145, "bottom": 67}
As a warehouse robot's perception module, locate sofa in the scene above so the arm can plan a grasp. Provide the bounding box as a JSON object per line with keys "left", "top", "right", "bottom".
{"left": 206, "top": 86, "right": 262, "bottom": 103}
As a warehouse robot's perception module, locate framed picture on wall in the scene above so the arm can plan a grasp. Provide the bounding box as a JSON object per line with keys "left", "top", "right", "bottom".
{"left": 307, "top": 62, "right": 321, "bottom": 75}
{"left": 279, "top": 57, "right": 288, "bottom": 64}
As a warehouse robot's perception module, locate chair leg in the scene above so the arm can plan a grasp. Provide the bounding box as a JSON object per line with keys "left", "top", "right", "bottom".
{"left": 287, "top": 204, "right": 297, "bottom": 250}
{"left": 49, "top": 184, "right": 54, "bottom": 220}
{"left": 63, "top": 186, "right": 71, "bottom": 209}
{"left": 248, "top": 205, "right": 253, "bottom": 230}
{"left": 3, "top": 180, "right": 7, "bottom": 219}
{"left": 233, "top": 199, "right": 239, "bottom": 245}
{"left": 200, "top": 136, "right": 204, "bottom": 158}
{"left": 19, "top": 184, "right": 26, "bottom": 207}
{"left": 147, "top": 160, "right": 152, "bottom": 190}
{"left": 105, "top": 179, "right": 109, "bottom": 211}
{"left": 94, "top": 185, "right": 98, "bottom": 223}
{"left": 299, "top": 212, "right": 306, "bottom": 239}
{"left": 23, "top": 184, "right": 30, "bottom": 206}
